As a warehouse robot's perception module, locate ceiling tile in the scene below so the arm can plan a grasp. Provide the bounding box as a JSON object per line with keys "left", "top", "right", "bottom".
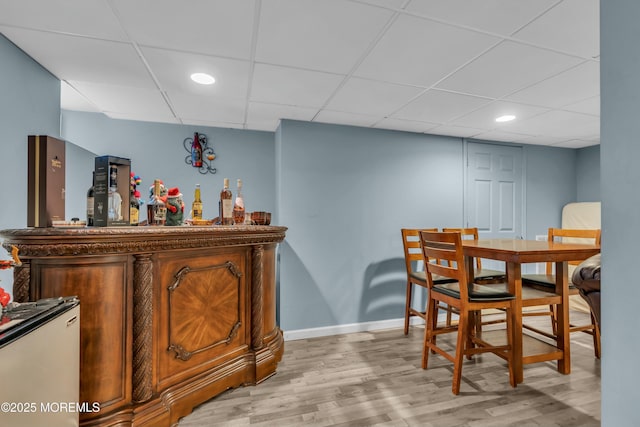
{"left": 512, "top": 0, "right": 599, "bottom": 59}
{"left": 179, "top": 118, "right": 244, "bottom": 130}
{"left": 169, "top": 91, "right": 247, "bottom": 124}
{"left": 374, "top": 118, "right": 439, "bottom": 134}
{"left": 392, "top": 89, "right": 492, "bottom": 123}
{"left": 141, "top": 47, "right": 249, "bottom": 99}
{"left": 518, "top": 135, "right": 570, "bottom": 146}
{"left": 504, "top": 110, "right": 599, "bottom": 140}
{"left": 563, "top": 96, "right": 600, "bottom": 116}
{"left": 69, "top": 81, "right": 173, "bottom": 118}
{"left": 428, "top": 124, "right": 485, "bottom": 138}
{"left": 246, "top": 102, "right": 318, "bottom": 132}
{"left": 551, "top": 139, "right": 599, "bottom": 149}
{"left": 111, "top": 0, "right": 256, "bottom": 59}
{"left": 61, "top": 82, "right": 100, "bottom": 112}
{"left": 436, "top": 40, "right": 584, "bottom": 98}
{"left": 313, "top": 110, "right": 379, "bottom": 128}
{"left": 251, "top": 63, "right": 344, "bottom": 108}
{"left": 355, "top": 0, "right": 407, "bottom": 9}
{"left": 1, "top": 26, "right": 153, "bottom": 87}
{"left": 451, "top": 100, "right": 549, "bottom": 129}
{"left": 355, "top": 13, "right": 500, "bottom": 87}
{"left": 472, "top": 129, "right": 537, "bottom": 144}
{"left": 256, "top": 0, "right": 393, "bottom": 73}
{"left": 326, "top": 78, "right": 424, "bottom": 116}
{"left": 0, "top": 0, "right": 127, "bottom": 41}
{"left": 505, "top": 60, "right": 599, "bottom": 108}
{"left": 405, "top": 0, "right": 558, "bottom": 36}
{"left": 106, "top": 111, "right": 180, "bottom": 125}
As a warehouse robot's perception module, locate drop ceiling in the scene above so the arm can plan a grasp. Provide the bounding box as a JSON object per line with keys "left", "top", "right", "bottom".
{"left": 0, "top": 0, "right": 600, "bottom": 148}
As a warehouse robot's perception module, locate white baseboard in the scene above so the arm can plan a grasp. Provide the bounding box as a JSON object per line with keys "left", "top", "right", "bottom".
{"left": 283, "top": 314, "right": 449, "bottom": 341}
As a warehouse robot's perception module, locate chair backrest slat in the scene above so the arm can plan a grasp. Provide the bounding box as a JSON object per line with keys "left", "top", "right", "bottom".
{"left": 419, "top": 230, "right": 468, "bottom": 299}
{"left": 545, "top": 228, "right": 601, "bottom": 274}
{"left": 442, "top": 227, "right": 483, "bottom": 269}
{"left": 401, "top": 228, "right": 437, "bottom": 272}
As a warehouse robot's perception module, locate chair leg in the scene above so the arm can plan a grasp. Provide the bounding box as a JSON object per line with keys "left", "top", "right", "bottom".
{"left": 505, "top": 306, "right": 516, "bottom": 388}
{"left": 422, "top": 296, "right": 438, "bottom": 369}
{"left": 591, "top": 313, "right": 601, "bottom": 359}
{"left": 404, "top": 282, "right": 413, "bottom": 335}
{"left": 466, "top": 310, "right": 477, "bottom": 360}
{"left": 549, "top": 304, "right": 557, "bottom": 335}
{"left": 452, "top": 310, "right": 468, "bottom": 395}
{"left": 431, "top": 299, "right": 440, "bottom": 353}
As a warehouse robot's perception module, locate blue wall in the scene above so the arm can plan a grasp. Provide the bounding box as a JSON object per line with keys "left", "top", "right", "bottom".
{"left": 0, "top": 34, "right": 61, "bottom": 291}
{"left": 61, "top": 110, "right": 276, "bottom": 221}
{"left": 0, "top": 34, "right": 60, "bottom": 230}
{"left": 523, "top": 144, "right": 578, "bottom": 237}
{"left": 277, "top": 120, "right": 464, "bottom": 330}
{"left": 601, "top": 2, "right": 640, "bottom": 426}
{"left": 576, "top": 144, "right": 601, "bottom": 202}
{"left": 276, "top": 120, "right": 581, "bottom": 332}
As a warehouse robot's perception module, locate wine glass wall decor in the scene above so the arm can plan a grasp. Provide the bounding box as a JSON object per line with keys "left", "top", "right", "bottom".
{"left": 183, "top": 132, "right": 217, "bottom": 174}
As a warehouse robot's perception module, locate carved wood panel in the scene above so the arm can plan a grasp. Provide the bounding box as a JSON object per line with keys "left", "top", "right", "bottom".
{"left": 157, "top": 249, "right": 248, "bottom": 386}
{"left": 31, "top": 256, "right": 131, "bottom": 412}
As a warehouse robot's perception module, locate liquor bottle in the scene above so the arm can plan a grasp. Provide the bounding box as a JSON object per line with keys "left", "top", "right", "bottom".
{"left": 192, "top": 184, "right": 203, "bottom": 220}
{"left": 107, "top": 164, "right": 122, "bottom": 221}
{"left": 219, "top": 178, "right": 234, "bottom": 225}
{"left": 191, "top": 132, "right": 203, "bottom": 168}
{"left": 233, "top": 179, "right": 245, "bottom": 225}
{"left": 147, "top": 179, "right": 167, "bottom": 226}
{"left": 86, "top": 172, "right": 95, "bottom": 226}
{"left": 129, "top": 187, "right": 140, "bottom": 226}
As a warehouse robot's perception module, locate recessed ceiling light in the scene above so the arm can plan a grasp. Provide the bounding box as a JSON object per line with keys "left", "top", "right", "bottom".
{"left": 495, "top": 114, "right": 516, "bottom": 123}
{"left": 190, "top": 73, "right": 215, "bottom": 85}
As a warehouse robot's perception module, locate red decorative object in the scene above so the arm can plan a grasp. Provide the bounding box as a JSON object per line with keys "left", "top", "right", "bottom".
{"left": 183, "top": 133, "right": 216, "bottom": 174}
{"left": 191, "top": 132, "right": 203, "bottom": 168}
{"left": 0, "top": 245, "right": 21, "bottom": 308}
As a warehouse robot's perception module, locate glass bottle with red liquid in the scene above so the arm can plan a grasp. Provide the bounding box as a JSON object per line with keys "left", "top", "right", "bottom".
{"left": 191, "top": 132, "right": 203, "bottom": 168}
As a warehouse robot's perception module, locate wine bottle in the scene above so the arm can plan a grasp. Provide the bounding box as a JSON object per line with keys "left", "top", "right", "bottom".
{"left": 147, "top": 179, "right": 167, "bottom": 226}
{"left": 86, "top": 172, "right": 95, "bottom": 226}
{"left": 219, "top": 178, "right": 233, "bottom": 225}
{"left": 191, "top": 132, "right": 203, "bottom": 168}
{"left": 129, "top": 187, "right": 140, "bottom": 226}
{"left": 233, "top": 179, "right": 245, "bottom": 225}
{"left": 192, "top": 184, "right": 203, "bottom": 220}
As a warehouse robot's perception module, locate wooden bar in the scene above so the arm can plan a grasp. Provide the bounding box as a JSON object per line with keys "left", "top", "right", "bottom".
{"left": 0, "top": 225, "right": 287, "bottom": 427}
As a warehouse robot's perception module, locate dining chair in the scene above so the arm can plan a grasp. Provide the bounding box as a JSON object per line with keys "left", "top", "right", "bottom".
{"left": 419, "top": 230, "right": 516, "bottom": 395}
{"left": 441, "top": 227, "right": 508, "bottom": 328}
{"left": 522, "top": 228, "right": 601, "bottom": 358}
{"left": 400, "top": 228, "right": 456, "bottom": 335}
{"left": 442, "top": 227, "right": 506, "bottom": 284}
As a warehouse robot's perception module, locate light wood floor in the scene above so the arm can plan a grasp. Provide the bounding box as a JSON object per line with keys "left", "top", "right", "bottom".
{"left": 178, "top": 311, "right": 601, "bottom": 427}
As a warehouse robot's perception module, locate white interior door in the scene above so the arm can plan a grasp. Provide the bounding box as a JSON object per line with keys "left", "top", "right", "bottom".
{"left": 465, "top": 142, "right": 523, "bottom": 240}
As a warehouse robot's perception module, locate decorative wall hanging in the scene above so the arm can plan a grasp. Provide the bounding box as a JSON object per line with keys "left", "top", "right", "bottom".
{"left": 183, "top": 132, "right": 216, "bottom": 174}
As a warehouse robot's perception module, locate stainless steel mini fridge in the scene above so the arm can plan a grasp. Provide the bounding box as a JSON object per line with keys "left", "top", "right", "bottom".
{"left": 0, "top": 296, "right": 80, "bottom": 426}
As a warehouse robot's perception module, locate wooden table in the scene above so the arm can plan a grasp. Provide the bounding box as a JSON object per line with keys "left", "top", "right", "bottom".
{"left": 461, "top": 239, "right": 600, "bottom": 384}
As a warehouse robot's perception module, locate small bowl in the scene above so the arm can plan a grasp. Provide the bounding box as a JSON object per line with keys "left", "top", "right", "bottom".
{"left": 251, "top": 211, "right": 271, "bottom": 225}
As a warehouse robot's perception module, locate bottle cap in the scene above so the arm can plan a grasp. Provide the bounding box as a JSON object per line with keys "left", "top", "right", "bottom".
{"left": 237, "top": 179, "right": 242, "bottom": 187}
{"left": 224, "top": 178, "right": 229, "bottom": 187}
